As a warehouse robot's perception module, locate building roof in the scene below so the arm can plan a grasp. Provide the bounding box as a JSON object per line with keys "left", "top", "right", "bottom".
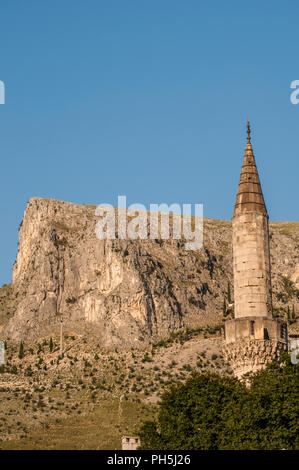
{"left": 233, "top": 121, "right": 268, "bottom": 217}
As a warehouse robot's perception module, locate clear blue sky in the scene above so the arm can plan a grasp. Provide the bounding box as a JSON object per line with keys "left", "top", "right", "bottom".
{"left": 0, "top": 0, "right": 299, "bottom": 285}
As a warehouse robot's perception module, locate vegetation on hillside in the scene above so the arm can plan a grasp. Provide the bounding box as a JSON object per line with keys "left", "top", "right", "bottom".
{"left": 0, "top": 330, "right": 229, "bottom": 447}
{"left": 0, "top": 283, "right": 15, "bottom": 328}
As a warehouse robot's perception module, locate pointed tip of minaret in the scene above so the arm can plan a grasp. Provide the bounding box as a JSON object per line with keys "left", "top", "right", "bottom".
{"left": 247, "top": 118, "right": 251, "bottom": 142}
{"left": 233, "top": 121, "right": 268, "bottom": 217}
{"left": 245, "top": 118, "right": 253, "bottom": 153}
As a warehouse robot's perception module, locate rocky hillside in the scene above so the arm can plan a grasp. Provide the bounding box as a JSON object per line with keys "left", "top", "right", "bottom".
{"left": 1, "top": 197, "right": 299, "bottom": 346}
{"left": 0, "top": 327, "right": 226, "bottom": 447}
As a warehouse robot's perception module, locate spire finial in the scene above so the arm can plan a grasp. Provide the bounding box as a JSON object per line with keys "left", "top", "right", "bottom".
{"left": 247, "top": 118, "right": 251, "bottom": 143}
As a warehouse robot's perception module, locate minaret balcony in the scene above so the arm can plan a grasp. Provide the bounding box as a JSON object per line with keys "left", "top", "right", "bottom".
{"left": 222, "top": 316, "right": 288, "bottom": 346}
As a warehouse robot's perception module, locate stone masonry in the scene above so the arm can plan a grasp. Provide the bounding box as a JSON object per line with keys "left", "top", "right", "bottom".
{"left": 121, "top": 436, "right": 141, "bottom": 450}
{"left": 223, "top": 122, "right": 288, "bottom": 378}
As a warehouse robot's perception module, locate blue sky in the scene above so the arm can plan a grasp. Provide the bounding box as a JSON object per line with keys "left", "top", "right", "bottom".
{"left": 0, "top": 0, "right": 299, "bottom": 285}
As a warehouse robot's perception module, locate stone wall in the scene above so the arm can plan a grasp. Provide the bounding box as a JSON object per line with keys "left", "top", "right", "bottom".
{"left": 232, "top": 211, "right": 272, "bottom": 319}
{"left": 223, "top": 317, "right": 287, "bottom": 344}
{"left": 121, "top": 436, "right": 140, "bottom": 450}
{"left": 222, "top": 338, "right": 288, "bottom": 379}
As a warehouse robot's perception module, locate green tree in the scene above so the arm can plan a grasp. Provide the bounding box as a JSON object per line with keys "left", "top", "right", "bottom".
{"left": 18, "top": 341, "right": 24, "bottom": 360}
{"left": 287, "top": 306, "right": 290, "bottom": 323}
{"left": 139, "top": 372, "right": 244, "bottom": 450}
{"left": 139, "top": 355, "right": 299, "bottom": 450}
{"left": 25, "top": 365, "right": 33, "bottom": 377}
{"left": 222, "top": 297, "right": 227, "bottom": 316}
{"left": 49, "top": 337, "right": 53, "bottom": 353}
{"left": 227, "top": 281, "right": 231, "bottom": 304}
{"left": 220, "top": 354, "right": 299, "bottom": 449}
{"left": 11, "top": 365, "right": 18, "bottom": 374}
{"left": 291, "top": 305, "right": 296, "bottom": 323}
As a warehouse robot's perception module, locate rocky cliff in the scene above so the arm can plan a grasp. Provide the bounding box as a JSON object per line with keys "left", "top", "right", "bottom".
{"left": 1, "top": 197, "right": 299, "bottom": 347}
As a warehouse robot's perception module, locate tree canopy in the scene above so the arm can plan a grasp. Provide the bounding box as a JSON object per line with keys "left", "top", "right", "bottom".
{"left": 139, "top": 354, "right": 299, "bottom": 450}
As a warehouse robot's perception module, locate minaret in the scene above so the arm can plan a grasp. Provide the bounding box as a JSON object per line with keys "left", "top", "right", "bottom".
{"left": 223, "top": 122, "right": 288, "bottom": 378}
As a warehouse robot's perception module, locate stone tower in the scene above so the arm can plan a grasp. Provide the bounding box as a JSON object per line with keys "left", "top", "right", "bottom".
{"left": 223, "top": 122, "right": 288, "bottom": 378}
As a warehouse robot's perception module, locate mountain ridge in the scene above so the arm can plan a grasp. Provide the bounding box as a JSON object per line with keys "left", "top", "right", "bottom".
{"left": 1, "top": 197, "right": 299, "bottom": 345}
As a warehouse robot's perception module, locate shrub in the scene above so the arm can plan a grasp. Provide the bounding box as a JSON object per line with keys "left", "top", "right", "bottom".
{"left": 18, "top": 342, "right": 24, "bottom": 360}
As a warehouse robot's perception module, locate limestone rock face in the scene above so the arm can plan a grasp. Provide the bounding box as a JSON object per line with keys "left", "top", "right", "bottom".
{"left": 291, "top": 264, "right": 299, "bottom": 288}
{"left": 2, "top": 198, "right": 299, "bottom": 347}
{"left": 3, "top": 198, "right": 231, "bottom": 346}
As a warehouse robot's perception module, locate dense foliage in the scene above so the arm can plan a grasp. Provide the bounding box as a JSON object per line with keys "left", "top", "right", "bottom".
{"left": 139, "top": 354, "right": 299, "bottom": 450}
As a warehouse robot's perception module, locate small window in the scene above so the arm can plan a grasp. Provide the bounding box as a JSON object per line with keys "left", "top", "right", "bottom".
{"left": 264, "top": 328, "right": 269, "bottom": 340}
{"left": 250, "top": 321, "right": 255, "bottom": 335}
{"left": 126, "top": 438, "right": 130, "bottom": 442}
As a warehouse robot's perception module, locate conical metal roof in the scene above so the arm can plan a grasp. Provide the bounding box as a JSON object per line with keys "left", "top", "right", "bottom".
{"left": 233, "top": 121, "right": 268, "bottom": 217}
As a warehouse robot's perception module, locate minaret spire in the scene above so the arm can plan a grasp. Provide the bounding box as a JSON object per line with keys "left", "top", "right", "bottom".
{"left": 233, "top": 120, "right": 267, "bottom": 216}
